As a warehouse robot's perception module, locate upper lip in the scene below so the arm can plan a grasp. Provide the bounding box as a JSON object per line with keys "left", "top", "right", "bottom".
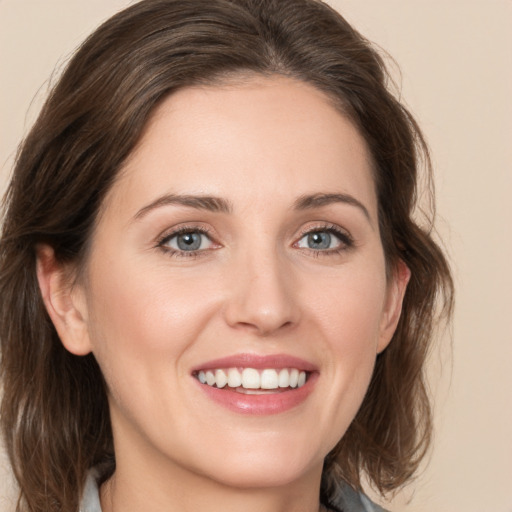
{"left": 191, "top": 353, "right": 318, "bottom": 373}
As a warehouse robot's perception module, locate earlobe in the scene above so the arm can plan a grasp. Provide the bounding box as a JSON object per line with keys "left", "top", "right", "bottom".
{"left": 36, "top": 244, "right": 92, "bottom": 356}
{"left": 377, "top": 260, "right": 411, "bottom": 353}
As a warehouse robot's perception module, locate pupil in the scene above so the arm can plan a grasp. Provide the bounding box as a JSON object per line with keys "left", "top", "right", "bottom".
{"left": 177, "top": 233, "right": 201, "bottom": 251}
{"left": 308, "top": 232, "right": 330, "bottom": 249}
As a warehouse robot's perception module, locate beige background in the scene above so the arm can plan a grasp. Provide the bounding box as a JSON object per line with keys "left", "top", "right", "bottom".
{"left": 1, "top": 1, "right": 511, "bottom": 511}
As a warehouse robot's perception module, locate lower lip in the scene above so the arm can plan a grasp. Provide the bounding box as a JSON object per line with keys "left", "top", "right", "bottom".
{"left": 194, "top": 373, "right": 318, "bottom": 415}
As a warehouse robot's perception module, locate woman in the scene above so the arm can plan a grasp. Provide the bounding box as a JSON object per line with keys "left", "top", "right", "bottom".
{"left": 0, "top": 1, "right": 453, "bottom": 511}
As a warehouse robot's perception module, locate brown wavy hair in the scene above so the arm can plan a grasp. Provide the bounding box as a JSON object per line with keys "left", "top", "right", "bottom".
{"left": 0, "top": 0, "right": 453, "bottom": 510}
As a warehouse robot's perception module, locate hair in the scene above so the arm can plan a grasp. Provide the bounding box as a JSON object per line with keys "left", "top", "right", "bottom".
{"left": 0, "top": 0, "right": 453, "bottom": 510}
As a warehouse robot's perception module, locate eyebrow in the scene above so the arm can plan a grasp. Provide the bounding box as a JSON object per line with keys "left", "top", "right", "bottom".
{"left": 134, "top": 194, "right": 232, "bottom": 220}
{"left": 293, "top": 193, "right": 371, "bottom": 221}
{"left": 133, "top": 191, "right": 370, "bottom": 222}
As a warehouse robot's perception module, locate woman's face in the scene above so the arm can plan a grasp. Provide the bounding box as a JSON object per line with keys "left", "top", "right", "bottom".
{"left": 64, "top": 76, "right": 407, "bottom": 488}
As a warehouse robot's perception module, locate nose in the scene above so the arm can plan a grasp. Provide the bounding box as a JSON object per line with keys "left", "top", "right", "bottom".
{"left": 223, "top": 248, "right": 300, "bottom": 336}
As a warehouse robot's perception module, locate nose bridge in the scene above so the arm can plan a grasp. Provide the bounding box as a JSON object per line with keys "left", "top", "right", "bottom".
{"left": 224, "top": 236, "right": 298, "bottom": 335}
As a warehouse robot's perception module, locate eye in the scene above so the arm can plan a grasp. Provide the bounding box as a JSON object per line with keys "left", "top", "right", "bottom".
{"left": 298, "top": 231, "right": 337, "bottom": 250}
{"left": 159, "top": 228, "right": 215, "bottom": 254}
{"left": 295, "top": 227, "right": 352, "bottom": 253}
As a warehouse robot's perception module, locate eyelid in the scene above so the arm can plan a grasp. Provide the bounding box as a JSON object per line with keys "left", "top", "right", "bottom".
{"left": 296, "top": 222, "right": 353, "bottom": 240}
{"left": 293, "top": 222, "right": 354, "bottom": 252}
{"left": 156, "top": 224, "right": 220, "bottom": 257}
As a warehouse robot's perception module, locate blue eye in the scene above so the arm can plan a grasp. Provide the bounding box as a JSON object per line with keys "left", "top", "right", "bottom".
{"left": 161, "top": 230, "right": 214, "bottom": 253}
{"left": 305, "top": 232, "right": 333, "bottom": 250}
{"left": 296, "top": 228, "right": 350, "bottom": 252}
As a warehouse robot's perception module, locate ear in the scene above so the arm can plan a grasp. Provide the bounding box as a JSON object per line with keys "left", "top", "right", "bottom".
{"left": 36, "top": 244, "right": 92, "bottom": 356}
{"left": 377, "top": 259, "right": 411, "bottom": 354}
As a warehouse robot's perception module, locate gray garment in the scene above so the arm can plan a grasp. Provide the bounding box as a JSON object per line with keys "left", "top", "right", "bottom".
{"left": 80, "top": 470, "right": 102, "bottom": 512}
{"left": 328, "top": 479, "right": 389, "bottom": 512}
{"left": 80, "top": 471, "right": 388, "bottom": 512}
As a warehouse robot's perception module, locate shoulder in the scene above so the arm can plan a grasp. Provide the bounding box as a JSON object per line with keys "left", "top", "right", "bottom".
{"left": 328, "top": 480, "right": 390, "bottom": 512}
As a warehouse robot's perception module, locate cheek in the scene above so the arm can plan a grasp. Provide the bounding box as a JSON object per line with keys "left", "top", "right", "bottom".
{"left": 335, "top": 269, "right": 387, "bottom": 376}
{"left": 304, "top": 259, "right": 388, "bottom": 438}
{"left": 314, "top": 260, "right": 387, "bottom": 348}
{"left": 83, "top": 262, "right": 225, "bottom": 451}
{"left": 84, "top": 259, "right": 219, "bottom": 387}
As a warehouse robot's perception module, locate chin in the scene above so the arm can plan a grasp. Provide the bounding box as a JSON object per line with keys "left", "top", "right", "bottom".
{"left": 201, "top": 458, "right": 319, "bottom": 490}
{"left": 184, "top": 434, "right": 327, "bottom": 490}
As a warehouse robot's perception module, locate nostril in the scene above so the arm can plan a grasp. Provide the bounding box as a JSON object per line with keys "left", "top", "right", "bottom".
{"left": 222, "top": 259, "right": 300, "bottom": 334}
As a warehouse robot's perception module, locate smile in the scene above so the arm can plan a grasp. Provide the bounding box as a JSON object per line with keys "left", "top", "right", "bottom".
{"left": 192, "top": 355, "right": 317, "bottom": 414}
{"left": 195, "top": 367, "right": 308, "bottom": 392}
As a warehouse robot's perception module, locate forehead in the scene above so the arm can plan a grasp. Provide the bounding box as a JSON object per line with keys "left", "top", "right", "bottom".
{"left": 105, "top": 75, "right": 377, "bottom": 221}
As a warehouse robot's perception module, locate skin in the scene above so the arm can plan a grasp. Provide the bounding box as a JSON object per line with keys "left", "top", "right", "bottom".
{"left": 37, "top": 76, "right": 409, "bottom": 512}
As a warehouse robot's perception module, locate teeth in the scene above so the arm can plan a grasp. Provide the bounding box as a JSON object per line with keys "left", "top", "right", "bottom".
{"left": 242, "top": 368, "right": 260, "bottom": 389}
{"left": 261, "top": 369, "right": 279, "bottom": 389}
{"left": 205, "top": 371, "right": 215, "bottom": 386}
{"left": 215, "top": 369, "right": 227, "bottom": 388}
{"left": 289, "top": 368, "right": 299, "bottom": 388}
{"left": 197, "top": 367, "right": 308, "bottom": 391}
{"left": 227, "top": 368, "right": 242, "bottom": 388}
{"left": 278, "top": 368, "right": 290, "bottom": 388}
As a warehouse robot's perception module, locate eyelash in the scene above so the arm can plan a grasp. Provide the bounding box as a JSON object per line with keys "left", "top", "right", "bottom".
{"left": 294, "top": 223, "right": 354, "bottom": 257}
{"left": 156, "top": 223, "right": 354, "bottom": 259}
{"left": 156, "top": 225, "right": 216, "bottom": 259}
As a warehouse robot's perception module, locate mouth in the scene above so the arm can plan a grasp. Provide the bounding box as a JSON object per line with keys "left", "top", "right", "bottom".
{"left": 194, "top": 367, "right": 309, "bottom": 394}
{"left": 191, "top": 354, "right": 317, "bottom": 414}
